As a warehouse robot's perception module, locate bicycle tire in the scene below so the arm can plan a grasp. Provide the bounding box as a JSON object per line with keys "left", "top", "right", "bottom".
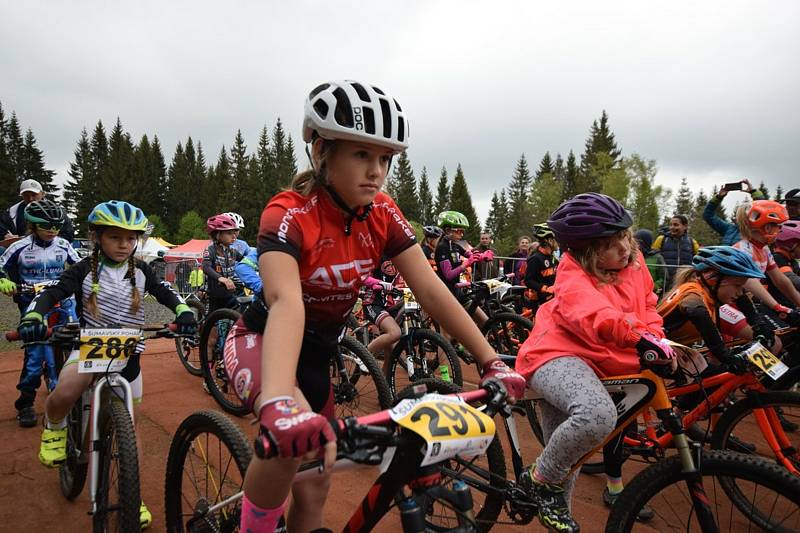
{"left": 387, "top": 329, "right": 463, "bottom": 397}
{"left": 199, "top": 308, "right": 249, "bottom": 417}
{"left": 93, "top": 401, "right": 141, "bottom": 533}
{"left": 605, "top": 450, "right": 800, "bottom": 532}
{"left": 396, "top": 379, "right": 506, "bottom": 533}
{"left": 59, "top": 399, "right": 88, "bottom": 500}
{"left": 481, "top": 312, "right": 532, "bottom": 357}
{"left": 335, "top": 335, "right": 394, "bottom": 416}
{"left": 164, "top": 410, "right": 252, "bottom": 533}
{"left": 175, "top": 299, "right": 205, "bottom": 376}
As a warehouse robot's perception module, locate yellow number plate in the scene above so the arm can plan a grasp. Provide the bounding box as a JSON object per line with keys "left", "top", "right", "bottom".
{"left": 389, "top": 394, "right": 496, "bottom": 466}
{"left": 78, "top": 328, "right": 141, "bottom": 374}
{"left": 743, "top": 342, "right": 789, "bottom": 380}
{"left": 402, "top": 288, "right": 419, "bottom": 311}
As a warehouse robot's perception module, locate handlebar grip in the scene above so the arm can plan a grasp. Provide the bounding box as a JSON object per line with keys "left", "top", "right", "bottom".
{"left": 5, "top": 331, "right": 19, "bottom": 341}
{"left": 168, "top": 323, "right": 178, "bottom": 332}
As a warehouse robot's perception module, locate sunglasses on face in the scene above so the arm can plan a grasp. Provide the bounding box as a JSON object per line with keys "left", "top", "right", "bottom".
{"left": 37, "top": 223, "right": 61, "bottom": 231}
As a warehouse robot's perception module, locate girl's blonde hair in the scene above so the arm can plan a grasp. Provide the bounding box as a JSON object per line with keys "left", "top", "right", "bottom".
{"left": 735, "top": 203, "right": 753, "bottom": 241}
{"left": 571, "top": 228, "right": 639, "bottom": 285}
{"left": 671, "top": 265, "right": 698, "bottom": 288}
{"left": 85, "top": 229, "right": 142, "bottom": 319}
{"left": 290, "top": 139, "right": 338, "bottom": 196}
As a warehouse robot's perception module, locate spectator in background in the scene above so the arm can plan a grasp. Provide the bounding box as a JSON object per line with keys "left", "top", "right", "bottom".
{"left": 1, "top": 180, "right": 75, "bottom": 244}
{"left": 503, "top": 235, "right": 531, "bottom": 285}
{"left": 472, "top": 231, "right": 499, "bottom": 281}
{"left": 652, "top": 214, "right": 700, "bottom": 291}
{"left": 703, "top": 179, "right": 764, "bottom": 245}
{"left": 634, "top": 229, "right": 668, "bottom": 298}
{"left": 782, "top": 188, "right": 800, "bottom": 221}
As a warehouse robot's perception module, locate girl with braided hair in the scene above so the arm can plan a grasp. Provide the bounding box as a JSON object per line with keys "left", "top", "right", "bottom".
{"left": 17, "top": 200, "right": 197, "bottom": 529}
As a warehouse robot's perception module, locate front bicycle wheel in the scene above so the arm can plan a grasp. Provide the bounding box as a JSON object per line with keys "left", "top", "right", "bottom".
{"left": 165, "top": 410, "right": 252, "bottom": 533}
{"left": 199, "top": 308, "right": 248, "bottom": 417}
{"left": 481, "top": 312, "right": 532, "bottom": 357}
{"left": 334, "top": 336, "right": 394, "bottom": 417}
{"left": 710, "top": 390, "right": 800, "bottom": 474}
{"left": 59, "top": 399, "right": 88, "bottom": 500}
{"left": 387, "top": 329, "right": 463, "bottom": 397}
{"left": 93, "top": 401, "right": 141, "bottom": 532}
{"left": 399, "top": 379, "right": 506, "bottom": 533}
{"left": 175, "top": 299, "right": 205, "bottom": 376}
{"left": 605, "top": 450, "right": 800, "bottom": 532}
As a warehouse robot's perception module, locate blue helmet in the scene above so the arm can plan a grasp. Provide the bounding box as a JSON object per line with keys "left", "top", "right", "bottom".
{"left": 692, "top": 246, "right": 764, "bottom": 279}
{"left": 88, "top": 200, "right": 148, "bottom": 232}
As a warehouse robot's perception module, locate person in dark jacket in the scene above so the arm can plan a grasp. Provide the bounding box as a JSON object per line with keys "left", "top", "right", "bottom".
{"left": 472, "top": 231, "right": 499, "bottom": 281}
{"left": 503, "top": 235, "right": 531, "bottom": 285}
{"left": 652, "top": 214, "right": 699, "bottom": 291}
{"left": 524, "top": 224, "right": 558, "bottom": 304}
{"left": 703, "top": 179, "right": 764, "bottom": 245}
{"left": 0, "top": 180, "right": 75, "bottom": 244}
{"left": 782, "top": 188, "right": 800, "bottom": 221}
{"left": 634, "top": 229, "right": 667, "bottom": 298}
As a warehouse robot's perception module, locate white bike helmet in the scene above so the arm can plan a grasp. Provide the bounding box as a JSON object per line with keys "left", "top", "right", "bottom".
{"left": 303, "top": 80, "right": 409, "bottom": 153}
{"left": 224, "top": 212, "right": 244, "bottom": 229}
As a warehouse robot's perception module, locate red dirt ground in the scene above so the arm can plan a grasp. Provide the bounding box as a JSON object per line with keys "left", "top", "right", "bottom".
{"left": 0, "top": 339, "right": 621, "bottom": 532}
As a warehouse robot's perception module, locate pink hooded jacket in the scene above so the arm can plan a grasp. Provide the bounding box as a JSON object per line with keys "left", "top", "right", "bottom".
{"left": 515, "top": 250, "right": 664, "bottom": 379}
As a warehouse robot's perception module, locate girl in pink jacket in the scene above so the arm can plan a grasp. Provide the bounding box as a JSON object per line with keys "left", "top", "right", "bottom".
{"left": 516, "top": 193, "right": 675, "bottom": 533}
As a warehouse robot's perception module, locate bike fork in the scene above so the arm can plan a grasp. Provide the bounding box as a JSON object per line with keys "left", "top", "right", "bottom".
{"left": 88, "top": 376, "right": 135, "bottom": 514}
{"left": 660, "top": 409, "right": 718, "bottom": 532}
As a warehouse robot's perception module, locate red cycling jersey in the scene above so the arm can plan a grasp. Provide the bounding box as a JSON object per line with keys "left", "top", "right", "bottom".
{"left": 254, "top": 188, "right": 416, "bottom": 334}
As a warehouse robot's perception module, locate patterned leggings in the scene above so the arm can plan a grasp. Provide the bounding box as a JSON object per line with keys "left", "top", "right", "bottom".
{"left": 530, "top": 356, "right": 617, "bottom": 504}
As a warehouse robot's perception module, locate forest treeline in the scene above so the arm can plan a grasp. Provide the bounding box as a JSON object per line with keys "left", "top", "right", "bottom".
{"left": 0, "top": 102, "right": 787, "bottom": 252}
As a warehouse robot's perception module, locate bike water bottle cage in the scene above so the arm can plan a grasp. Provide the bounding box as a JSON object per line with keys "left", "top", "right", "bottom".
{"left": 324, "top": 185, "right": 373, "bottom": 236}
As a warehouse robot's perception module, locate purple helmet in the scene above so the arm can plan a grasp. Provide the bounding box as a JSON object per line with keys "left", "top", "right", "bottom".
{"left": 547, "top": 192, "right": 633, "bottom": 250}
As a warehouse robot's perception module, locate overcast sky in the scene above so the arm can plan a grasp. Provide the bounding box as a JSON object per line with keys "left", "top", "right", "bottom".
{"left": 2, "top": 1, "right": 798, "bottom": 222}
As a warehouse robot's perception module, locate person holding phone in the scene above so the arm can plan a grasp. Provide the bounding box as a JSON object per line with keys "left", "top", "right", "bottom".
{"left": 703, "top": 178, "right": 765, "bottom": 245}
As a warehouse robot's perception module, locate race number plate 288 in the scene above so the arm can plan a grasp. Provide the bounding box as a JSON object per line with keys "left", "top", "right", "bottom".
{"left": 78, "top": 328, "right": 141, "bottom": 374}
{"left": 389, "top": 393, "right": 496, "bottom": 466}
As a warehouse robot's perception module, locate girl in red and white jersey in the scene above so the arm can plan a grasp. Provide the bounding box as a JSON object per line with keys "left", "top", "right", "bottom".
{"left": 733, "top": 201, "right": 800, "bottom": 325}
{"left": 226, "top": 80, "right": 525, "bottom": 532}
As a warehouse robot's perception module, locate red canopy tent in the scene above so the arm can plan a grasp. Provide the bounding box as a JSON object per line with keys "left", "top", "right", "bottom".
{"left": 163, "top": 239, "right": 210, "bottom": 262}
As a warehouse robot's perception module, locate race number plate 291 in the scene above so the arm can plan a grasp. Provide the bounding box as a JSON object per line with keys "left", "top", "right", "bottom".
{"left": 78, "top": 328, "right": 141, "bottom": 374}
{"left": 389, "top": 393, "right": 496, "bottom": 466}
{"left": 743, "top": 342, "right": 789, "bottom": 381}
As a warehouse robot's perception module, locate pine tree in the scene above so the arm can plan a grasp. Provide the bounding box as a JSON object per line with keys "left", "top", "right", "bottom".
{"left": 63, "top": 128, "right": 97, "bottom": 234}
{"left": 390, "top": 151, "right": 419, "bottom": 221}
{"left": 758, "top": 181, "right": 770, "bottom": 200}
{"left": 20, "top": 129, "right": 57, "bottom": 196}
{"left": 529, "top": 172, "right": 562, "bottom": 225}
{"left": 674, "top": 177, "right": 693, "bottom": 216}
{"left": 254, "top": 125, "right": 276, "bottom": 200}
{"left": 563, "top": 150, "right": 578, "bottom": 201}
{"left": 689, "top": 190, "right": 720, "bottom": 246}
{"left": 434, "top": 166, "right": 450, "bottom": 216}
{"left": 597, "top": 152, "right": 630, "bottom": 206}
{"left": 506, "top": 154, "right": 532, "bottom": 239}
{"left": 0, "top": 102, "right": 16, "bottom": 209}
{"left": 417, "top": 167, "right": 434, "bottom": 225}
{"left": 448, "top": 164, "right": 481, "bottom": 243}
{"left": 577, "top": 111, "right": 621, "bottom": 194}
{"left": 774, "top": 185, "right": 784, "bottom": 202}
{"left": 535, "top": 151, "right": 554, "bottom": 182}
{"left": 208, "top": 146, "right": 233, "bottom": 215}
{"left": 229, "top": 130, "right": 249, "bottom": 207}
{"left": 270, "top": 119, "right": 297, "bottom": 190}
{"left": 553, "top": 153, "right": 565, "bottom": 182}
{"left": 6, "top": 113, "right": 25, "bottom": 182}
{"left": 165, "top": 141, "right": 190, "bottom": 232}
{"left": 150, "top": 136, "right": 168, "bottom": 220}
{"left": 484, "top": 191, "right": 506, "bottom": 237}
{"left": 90, "top": 121, "right": 110, "bottom": 200}
{"left": 103, "top": 118, "right": 136, "bottom": 201}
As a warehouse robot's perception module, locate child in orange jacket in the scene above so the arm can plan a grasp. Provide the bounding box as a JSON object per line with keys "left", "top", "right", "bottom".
{"left": 515, "top": 193, "right": 675, "bottom": 533}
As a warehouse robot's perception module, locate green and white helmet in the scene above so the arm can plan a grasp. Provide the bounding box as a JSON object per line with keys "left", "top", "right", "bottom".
{"left": 437, "top": 211, "right": 469, "bottom": 229}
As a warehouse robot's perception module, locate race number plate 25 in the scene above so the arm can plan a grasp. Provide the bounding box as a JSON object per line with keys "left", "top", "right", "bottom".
{"left": 389, "top": 393, "right": 496, "bottom": 466}
{"left": 78, "top": 328, "right": 141, "bottom": 374}
{"left": 743, "top": 342, "right": 789, "bottom": 380}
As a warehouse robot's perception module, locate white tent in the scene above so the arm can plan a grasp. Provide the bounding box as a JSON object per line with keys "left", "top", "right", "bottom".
{"left": 135, "top": 237, "right": 171, "bottom": 263}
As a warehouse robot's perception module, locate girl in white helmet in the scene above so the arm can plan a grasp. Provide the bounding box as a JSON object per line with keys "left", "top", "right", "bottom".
{"left": 224, "top": 80, "right": 526, "bottom": 532}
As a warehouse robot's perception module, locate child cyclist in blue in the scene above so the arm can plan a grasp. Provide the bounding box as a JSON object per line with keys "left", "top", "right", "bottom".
{"left": 516, "top": 193, "right": 676, "bottom": 533}
{"left": 17, "top": 200, "right": 197, "bottom": 529}
{"left": 0, "top": 200, "right": 79, "bottom": 427}
{"left": 222, "top": 80, "right": 526, "bottom": 532}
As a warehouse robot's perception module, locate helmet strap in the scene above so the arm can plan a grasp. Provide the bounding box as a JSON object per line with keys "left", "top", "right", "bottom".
{"left": 324, "top": 185, "right": 373, "bottom": 236}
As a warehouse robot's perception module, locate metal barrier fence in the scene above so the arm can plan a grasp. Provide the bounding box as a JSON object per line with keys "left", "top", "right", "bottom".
{"left": 164, "top": 259, "right": 204, "bottom": 297}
